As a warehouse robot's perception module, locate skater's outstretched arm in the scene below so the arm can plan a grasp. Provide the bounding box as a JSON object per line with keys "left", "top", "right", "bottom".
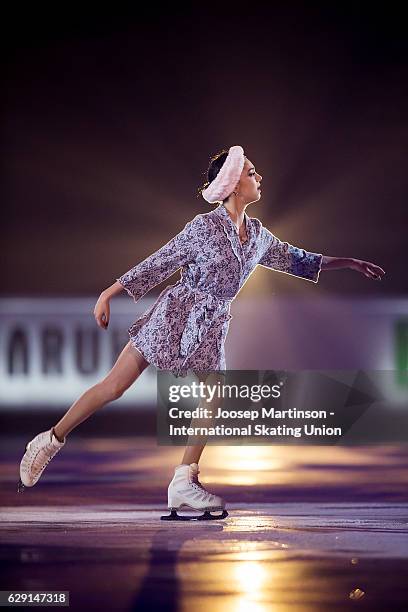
{"left": 256, "top": 224, "right": 386, "bottom": 283}
{"left": 320, "top": 256, "right": 385, "bottom": 280}
{"left": 93, "top": 214, "right": 206, "bottom": 330}
{"left": 114, "top": 214, "right": 205, "bottom": 303}
{"left": 256, "top": 224, "right": 323, "bottom": 283}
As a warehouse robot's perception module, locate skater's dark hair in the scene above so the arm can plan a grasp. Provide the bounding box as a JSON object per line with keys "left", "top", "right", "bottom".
{"left": 196, "top": 149, "right": 230, "bottom": 203}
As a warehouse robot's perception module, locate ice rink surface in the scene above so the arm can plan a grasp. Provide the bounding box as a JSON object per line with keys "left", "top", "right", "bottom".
{"left": 1, "top": 436, "right": 407, "bottom": 611}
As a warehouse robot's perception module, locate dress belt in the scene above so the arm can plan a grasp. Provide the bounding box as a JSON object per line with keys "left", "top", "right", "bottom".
{"left": 178, "top": 283, "right": 233, "bottom": 361}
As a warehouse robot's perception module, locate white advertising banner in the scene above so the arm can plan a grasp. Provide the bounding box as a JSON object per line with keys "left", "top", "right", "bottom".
{"left": 0, "top": 297, "right": 407, "bottom": 410}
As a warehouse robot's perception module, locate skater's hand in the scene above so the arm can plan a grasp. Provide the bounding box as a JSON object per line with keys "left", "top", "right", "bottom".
{"left": 94, "top": 294, "right": 110, "bottom": 329}
{"left": 350, "top": 259, "right": 386, "bottom": 281}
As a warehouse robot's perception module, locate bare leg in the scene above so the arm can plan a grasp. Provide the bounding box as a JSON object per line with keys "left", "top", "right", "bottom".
{"left": 181, "top": 445, "right": 206, "bottom": 465}
{"left": 180, "top": 371, "right": 224, "bottom": 465}
{"left": 53, "top": 342, "right": 149, "bottom": 440}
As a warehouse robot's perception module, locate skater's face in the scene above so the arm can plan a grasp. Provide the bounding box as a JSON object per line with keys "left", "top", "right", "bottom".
{"left": 236, "top": 158, "right": 262, "bottom": 204}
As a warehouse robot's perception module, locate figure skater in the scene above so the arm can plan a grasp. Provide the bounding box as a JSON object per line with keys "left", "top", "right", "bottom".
{"left": 18, "top": 145, "right": 385, "bottom": 520}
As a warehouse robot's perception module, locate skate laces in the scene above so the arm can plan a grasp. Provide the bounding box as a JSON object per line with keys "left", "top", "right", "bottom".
{"left": 189, "top": 464, "right": 213, "bottom": 498}
{"left": 31, "top": 433, "right": 63, "bottom": 474}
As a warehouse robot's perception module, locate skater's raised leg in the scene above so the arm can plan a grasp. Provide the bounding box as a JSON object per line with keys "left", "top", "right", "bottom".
{"left": 53, "top": 341, "right": 149, "bottom": 440}
{"left": 18, "top": 341, "right": 149, "bottom": 491}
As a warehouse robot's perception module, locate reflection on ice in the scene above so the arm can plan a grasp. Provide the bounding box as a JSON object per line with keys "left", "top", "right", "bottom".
{"left": 1, "top": 437, "right": 408, "bottom": 611}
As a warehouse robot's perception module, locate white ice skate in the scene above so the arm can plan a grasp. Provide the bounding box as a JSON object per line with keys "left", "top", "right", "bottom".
{"left": 18, "top": 427, "right": 66, "bottom": 492}
{"left": 161, "top": 462, "right": 228, "bottom": 521}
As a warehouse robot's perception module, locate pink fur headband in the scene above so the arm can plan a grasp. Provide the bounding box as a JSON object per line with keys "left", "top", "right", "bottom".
{"left": 201, "top": 145, "right": 245, "bottom": 203}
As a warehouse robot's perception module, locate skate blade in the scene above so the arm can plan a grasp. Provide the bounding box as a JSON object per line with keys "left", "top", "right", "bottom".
{"left": 161, "top": 509, "right": 228, "bottom": 521}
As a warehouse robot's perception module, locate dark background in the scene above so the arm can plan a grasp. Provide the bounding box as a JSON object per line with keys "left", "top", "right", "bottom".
{"left": 2, "top": 2, "right": 407, "bottom": 297}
